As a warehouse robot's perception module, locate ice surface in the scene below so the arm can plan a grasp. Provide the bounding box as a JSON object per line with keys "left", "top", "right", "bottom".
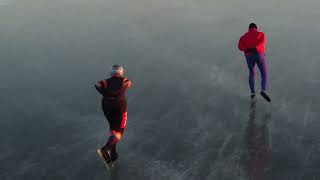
{"left": 1, "top": 0, "right": 320, "bottom": 179}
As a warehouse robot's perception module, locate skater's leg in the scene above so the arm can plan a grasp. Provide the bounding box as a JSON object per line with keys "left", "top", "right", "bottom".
{"left": 100, "top": 130, "right": 122, "bottom": 163}
{"left": 246, "top": 55, "right": 257, "bottom": 93}
{"left": 256, "top": 54, "right": 271, "bottom": 102}
{"left": 102, "top": 131, "right": 122, "bottom": 152}
{"left": 102, "top": 106, "right": 127, "bottom": 161}
{"left": 109, "top": 111, "right": 126, "bottom": 161}
{"left": 256, "top": 54, "right": 268, "bottom": 91}
{"left": 105, "top": 110, "right": 126, "bottom": 149}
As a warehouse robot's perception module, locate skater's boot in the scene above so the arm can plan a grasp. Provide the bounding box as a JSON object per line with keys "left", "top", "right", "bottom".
{"left": 97, "top": 148, "right": 112, "bottom": 163}
{"left": 250, "top": 92, "right": 256, "bottom": 100}
{"left": 111, "top": 152, "right": 119, "bottom": 163}
{"left": 260, "top": 91, "right": 271, "bottom": 102}
{"left": 110, "top": 144, "right": 119, "bottom": 162}
{"left": 99, "top": 135, "right": 119, "bottom": 164}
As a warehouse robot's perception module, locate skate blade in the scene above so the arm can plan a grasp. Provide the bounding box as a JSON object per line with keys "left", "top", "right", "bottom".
{"left": 109, "top": 160, "right": 117, "bottom": 168}
{"left": 260, "top": 93, "right": 271, "bottom": 103}
{"left": 97, "top": 149, "right": 112, "bottom": 170}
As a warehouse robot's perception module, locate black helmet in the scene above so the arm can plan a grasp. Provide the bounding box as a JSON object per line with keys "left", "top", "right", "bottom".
{"left": 249, "top": 23, "right": 257, "bottom": 29}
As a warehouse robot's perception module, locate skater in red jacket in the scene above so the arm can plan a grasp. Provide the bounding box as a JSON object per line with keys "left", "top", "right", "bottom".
{"left": 95, "top": 65, "right": 131, "bottom": 166}
{"left": 238, "top": 23, "right": 271, "bottom": 102}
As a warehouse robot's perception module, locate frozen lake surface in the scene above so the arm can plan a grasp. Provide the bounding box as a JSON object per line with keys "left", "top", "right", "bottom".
{"left": 1, "top": 0, "right": 320, "bottom": 179}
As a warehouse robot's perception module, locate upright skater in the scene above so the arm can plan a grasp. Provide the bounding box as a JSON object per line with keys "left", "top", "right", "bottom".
{"left": 95, "top": 64, "right": 132, "bottom": 167}
{"left": 238, "top": 23, "right": 271, "bottom": 102}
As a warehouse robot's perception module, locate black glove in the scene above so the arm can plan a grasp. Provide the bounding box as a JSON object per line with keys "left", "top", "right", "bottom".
{"left": 245, "top": 48, "right": 257, "bottom": 54}
{"left": 95, "top": 84, "right": 105, "bottom": 95}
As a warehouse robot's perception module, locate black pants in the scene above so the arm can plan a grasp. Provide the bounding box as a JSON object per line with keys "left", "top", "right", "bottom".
{"left": 102, "top": 99, "right": 127, "bottom": 134}
{"left": 101, "top": 99, "right": 127, "bottom": 158}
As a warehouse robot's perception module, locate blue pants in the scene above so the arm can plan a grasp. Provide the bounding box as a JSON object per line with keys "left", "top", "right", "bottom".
{"left": 245, "top": 53, "right": 268, "bottom": 93}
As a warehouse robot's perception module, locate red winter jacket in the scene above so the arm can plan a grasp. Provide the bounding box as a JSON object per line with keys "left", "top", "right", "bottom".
{"left": 238, "top": 28, "right": 266, "bottom": 55}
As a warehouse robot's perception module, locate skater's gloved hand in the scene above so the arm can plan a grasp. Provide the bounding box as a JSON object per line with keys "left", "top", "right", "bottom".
{"left": 245, "top": 48, "right": 257, "bottom": 53}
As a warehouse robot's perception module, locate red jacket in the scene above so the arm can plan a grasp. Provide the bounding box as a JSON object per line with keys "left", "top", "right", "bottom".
{"left": 238, "top": 28, "right": 266, "bottom": 55}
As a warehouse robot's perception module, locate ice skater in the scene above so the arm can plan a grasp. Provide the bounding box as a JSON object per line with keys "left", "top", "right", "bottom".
{"left": 95, "top": 64, "right": 132, "bottom": 167}
{"left": 238, "top": 23, "right": 271, "bottom": 102}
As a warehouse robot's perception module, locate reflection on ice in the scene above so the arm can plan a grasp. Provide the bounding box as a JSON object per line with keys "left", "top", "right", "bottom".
{"left": 241, "top": 100, "right": 272, "bottom": 180}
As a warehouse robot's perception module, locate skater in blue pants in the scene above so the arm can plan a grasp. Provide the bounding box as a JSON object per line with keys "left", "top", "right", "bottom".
{"left": 238, "top": 23, "right": 271, "bottom": 102}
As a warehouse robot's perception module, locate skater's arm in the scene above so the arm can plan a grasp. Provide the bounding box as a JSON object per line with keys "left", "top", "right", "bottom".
{"left": 123, "top": 78, "right": 131, "bottom": 90}
{"left": 95, "top": 80, "right": 107, "bottom": 94}
{"left": 256, "top": 32, "right": 266, "bottom": 51}
{"left": 238, "top": 36, "right": 247, "bottom": 52}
